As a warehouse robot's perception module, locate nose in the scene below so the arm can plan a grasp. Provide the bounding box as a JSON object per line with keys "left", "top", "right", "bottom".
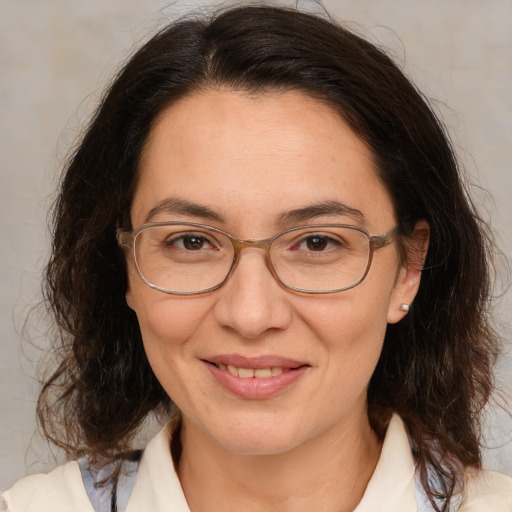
{"left": 213, "top": 249, "right": 293, "bottom": 339}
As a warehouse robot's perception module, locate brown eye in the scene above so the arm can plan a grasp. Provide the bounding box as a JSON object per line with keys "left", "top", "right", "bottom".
{"left": 163, "top": 233, "right": 211, "bottom": 251}
{"left": 306, "top": 235, "right": 328, "bottom": 251}
{"left": 182, "top": 235, "right": 205, "bottom": 250}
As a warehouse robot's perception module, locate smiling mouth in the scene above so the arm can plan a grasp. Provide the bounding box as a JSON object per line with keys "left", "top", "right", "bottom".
{"left": 205, "top": 360, "right": 310, "bottom": 379}
{"left": 203, "top": 357, "right": 310, "bottom": 398}
{"left": 211, "top": 362, "right": 286, "bottom": 378}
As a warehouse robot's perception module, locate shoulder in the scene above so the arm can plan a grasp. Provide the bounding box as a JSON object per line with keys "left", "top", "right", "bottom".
{"left": 1, "top": 461, "right": 94, "bottom": 512}
{"left": 460, "top": 468, "right": 512, "bottom": 511}
{"left": 1, "top": 421, "right": 176, "bottom": 512}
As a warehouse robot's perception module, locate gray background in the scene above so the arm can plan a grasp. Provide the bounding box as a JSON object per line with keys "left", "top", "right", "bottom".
{"left": 1, "top": 0, "right": 511, "bottom": 491}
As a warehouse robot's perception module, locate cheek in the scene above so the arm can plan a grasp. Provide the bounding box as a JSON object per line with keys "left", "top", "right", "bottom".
{"left": 126, "top": 261, "right": 207, "bottom": 343}
{"left": 128, "top": 287, "right": 216, "bottom": 407}
{"left": 141, "top": 299, "right": 199, "bottom": 342}
{"left": 126, "top": 267, "right": 214, "bottom": 371}
{"left": 304, "top": 285, "right": 390, "bottom": 345}
{"left": 287, "top": 295, "right": 388, "bottom": 438}
{"left": 301, "top": 286, "right": 391, "bottom": 376}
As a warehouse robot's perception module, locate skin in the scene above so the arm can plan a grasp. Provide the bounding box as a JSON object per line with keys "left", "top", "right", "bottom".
{"left": 125, "top": 89, "right": 425, "bottom": 512}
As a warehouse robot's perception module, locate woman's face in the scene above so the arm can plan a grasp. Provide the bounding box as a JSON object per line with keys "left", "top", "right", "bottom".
{"left": 126, "top": 89, "right": 421, "bottom": 455}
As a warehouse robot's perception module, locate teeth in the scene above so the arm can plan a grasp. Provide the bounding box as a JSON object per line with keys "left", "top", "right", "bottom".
{"left": 254, "top": 368, "right": 271, "bottom": 378}
{"left": 238, "top": 368, "right": 255, "bottom": 378}
{"left": 218, "top": 364, "right": 285, "bottom": 378}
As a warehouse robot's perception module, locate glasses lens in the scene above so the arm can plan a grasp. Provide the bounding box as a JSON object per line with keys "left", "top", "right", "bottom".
{"left": 270, "top": 226, "right": 370, "bottom": 292}
{"left": 134, "top": 224, "right": 234, "bottom": 293}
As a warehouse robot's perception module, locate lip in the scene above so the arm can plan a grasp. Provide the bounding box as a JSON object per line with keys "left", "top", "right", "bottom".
{"left": 203, "top": 354, "right": 310, "bottom": 399}
{"left": 206, "top": 354, "right": 306, "bottom": 369}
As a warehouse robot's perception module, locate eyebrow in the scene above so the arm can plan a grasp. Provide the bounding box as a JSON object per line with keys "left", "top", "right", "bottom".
{"left": 144, "top": 197, "right": 364, "bottom": 227}
{"left": 144, "top": 198, "right": 224, "bottom": 223}
{"left": 275, "top": 200, "right": 365, "bottom": 226}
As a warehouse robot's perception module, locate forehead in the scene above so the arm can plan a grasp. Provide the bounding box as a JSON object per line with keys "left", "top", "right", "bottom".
{"left": 133, "top": 88, "right": 395, "bottom": 232}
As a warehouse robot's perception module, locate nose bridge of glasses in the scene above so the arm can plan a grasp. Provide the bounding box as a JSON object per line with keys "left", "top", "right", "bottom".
{"left": 231, "top": 237, "right": 273, "bottom": 253}
{"left": 229, "top": 237, "right": 276, "bottom": 278}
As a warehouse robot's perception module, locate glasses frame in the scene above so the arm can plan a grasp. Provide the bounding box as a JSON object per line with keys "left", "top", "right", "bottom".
{"left": 117, "top": 221, "right": 399, "bottom": 295}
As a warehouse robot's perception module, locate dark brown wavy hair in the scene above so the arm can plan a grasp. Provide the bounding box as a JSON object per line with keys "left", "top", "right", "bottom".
{"left": 37, "top": 5, "right": 500, "bottom": 511}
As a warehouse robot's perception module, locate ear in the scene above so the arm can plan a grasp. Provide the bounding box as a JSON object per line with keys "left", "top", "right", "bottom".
{"left": 124, "top": 259, "right": 137, "bottom": 311}
{"left": 117, "top": 219, "right": 136, "bottom": 311}
{"left": 120, "top": 245, "right": 136, "bottom": 311}
{"left": 387, "top": 220, "right": 429, "bottom": 324}
{"left": 126, "top": 286, "right": 135, "bottom": 311}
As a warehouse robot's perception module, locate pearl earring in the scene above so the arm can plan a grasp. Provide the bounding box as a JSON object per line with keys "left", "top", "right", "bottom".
{"left": 400, "top": 303, "right": 410, "bottom": 313}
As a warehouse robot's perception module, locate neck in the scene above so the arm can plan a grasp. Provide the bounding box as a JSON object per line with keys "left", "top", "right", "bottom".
{"left": 177, "top": 410, "right": 381, "bottom": 512}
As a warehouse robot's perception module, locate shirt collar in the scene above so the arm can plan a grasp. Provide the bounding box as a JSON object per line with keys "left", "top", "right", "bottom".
{"left": 354, "top": 414, "right": 418, "bottom": 511}
{"left": 126, "top": 414, "right": 418, "bottom": 512}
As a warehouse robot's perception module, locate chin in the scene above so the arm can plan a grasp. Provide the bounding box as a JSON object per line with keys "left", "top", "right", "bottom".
{"left": 217, "top": 432, "right": 303, "bottom": 456}
{"left": 202, "top": 415, "right": 311, "bottom": 456}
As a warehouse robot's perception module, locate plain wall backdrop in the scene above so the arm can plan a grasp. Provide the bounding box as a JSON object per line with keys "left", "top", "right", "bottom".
{"left": 1, "top": 0, "right": 511, "bottom": 491}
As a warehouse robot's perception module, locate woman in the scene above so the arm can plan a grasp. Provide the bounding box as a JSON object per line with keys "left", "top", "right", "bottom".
{"left": 2, "top": 4, "right": 511, "bottom": 512}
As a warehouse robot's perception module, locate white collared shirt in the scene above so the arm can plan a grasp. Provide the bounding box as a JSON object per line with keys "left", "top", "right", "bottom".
{"left": 3, "top": 415, "right": 512, "bottom": 511}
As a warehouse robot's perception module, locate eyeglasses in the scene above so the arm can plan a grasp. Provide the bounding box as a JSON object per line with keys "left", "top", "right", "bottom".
{"left": 117, "top": 222, "right": 399, "bottom": 295}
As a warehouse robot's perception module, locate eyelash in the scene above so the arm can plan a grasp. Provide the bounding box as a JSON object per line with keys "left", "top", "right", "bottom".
{"left": 164, "top": 232, "right": 218, "bottom": 251}
{"left": 292, "top": 234, "right": 346, "bottom": 251}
